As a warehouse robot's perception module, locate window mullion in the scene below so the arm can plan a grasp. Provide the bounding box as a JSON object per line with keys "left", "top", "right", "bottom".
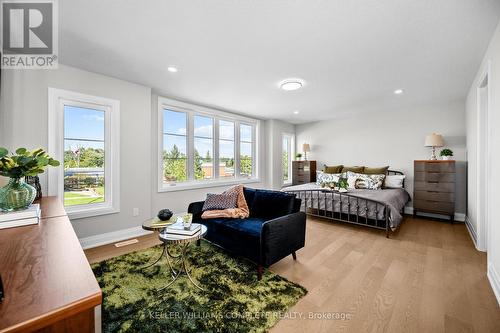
{"left": 251, "top": 125, "right": 256, "bottom": 178}
{"left": 235, "top": 121, "right": 241, "bottom": 178}
{"left": 187, "top": 112, "right": 194, "bottom": 181}
{"left": 214, "top": 118, "right": 220, "bottom": 179}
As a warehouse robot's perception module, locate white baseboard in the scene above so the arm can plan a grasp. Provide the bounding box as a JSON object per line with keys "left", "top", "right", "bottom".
{"left": 79, "top": 226, "right": 153, "bottom": 250}
{"left": 487, "top": 263, "right": 500, "bottom": 306}
{"left": 404, "top": 206, "right": 465, "bottom": 222}
{"left": 464, "top": 216, "right": 482, "bottom": 251}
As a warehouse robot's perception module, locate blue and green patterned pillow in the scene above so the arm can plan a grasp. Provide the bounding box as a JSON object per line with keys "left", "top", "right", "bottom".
{"left": 316, "top": 171, "right": 341, "bottom": 186}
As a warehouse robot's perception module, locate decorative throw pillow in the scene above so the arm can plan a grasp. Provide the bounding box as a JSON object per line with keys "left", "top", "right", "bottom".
{"left": 323, "top": 164, "right": 343, "bottom": 174}
{"left": 202, "top": 192, "right": 238, "bottom": 211}
{"left": 317, "top": 171, "right": 341, "bottom": 186}
{"left": 341, "top": 166, "right": 365, "bottom": 173}
{"left": 347, "top": 174, "right": 358, "bottom": 189}
{"left": 355, "top": 174, "right": 386, "bottom": 190}
{"left": 364, "top": 166, "right": 389, "bottom": 175}
{"left": 384, "top": 175, "right": 405, "bottom": 188}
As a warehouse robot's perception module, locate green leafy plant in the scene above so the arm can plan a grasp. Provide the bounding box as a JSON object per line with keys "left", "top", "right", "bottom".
{"left": 295, "top": 153, "right": 302, "bottom": 160}
{"left": 0, "top": 147, "right": 60, "bottom": 179}
{"left": 440, "top": 148, "right": 453, "bottom": 157}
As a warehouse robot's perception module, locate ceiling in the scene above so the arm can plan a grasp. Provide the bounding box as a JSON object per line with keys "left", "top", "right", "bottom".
{"left": 59, "top": 0, "right": 500, "bottom": 124}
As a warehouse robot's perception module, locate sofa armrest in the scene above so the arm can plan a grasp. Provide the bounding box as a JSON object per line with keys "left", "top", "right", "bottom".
{"left": 261, "top": 212, "right": 306, "bottom": 266}
{"left": 188, "top": 201, "right": 205, "bottom": 222}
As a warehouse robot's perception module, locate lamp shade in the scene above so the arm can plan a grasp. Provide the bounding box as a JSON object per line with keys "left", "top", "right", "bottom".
{"left": 302, "top": 143, "right": 311, "bottom": 152}
{"left": 424, "top": 133, "right": 444, "bottom": 147}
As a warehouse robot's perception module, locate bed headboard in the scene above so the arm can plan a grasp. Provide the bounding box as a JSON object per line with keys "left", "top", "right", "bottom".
{"left": 387, "top": 170, "right": 406, "bottom": 188}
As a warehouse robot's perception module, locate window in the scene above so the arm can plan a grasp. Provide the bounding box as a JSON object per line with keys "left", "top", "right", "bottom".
{"left": 282, "top": 133, "right": 294, "bottom": 185}
{"left": 48, "top": 88, "right": 120, "bottom": 219}
{"left": 158, "top": 97, "right": 259, "bottom": 191}
{"left": 194, "top": 115, "right": 214, "bottom": 180}
{"left": 163, "top": 110, "right": 187, "bottom": 183}
{"left": 239, "top": 124, "right": 253, "bottom": 177}
{"left": 219, "top": 120, "right": 235, "bottom": 179}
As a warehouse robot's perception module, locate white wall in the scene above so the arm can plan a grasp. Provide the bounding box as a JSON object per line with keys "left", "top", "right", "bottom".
{"left": 296, "top": 101, "right": 467, "bottom": 214}
{"left": 466, "top": 21, "right": 500, "bottom": 304}
{"left": 0, "top": 65, "right": 152, "bottom": 238}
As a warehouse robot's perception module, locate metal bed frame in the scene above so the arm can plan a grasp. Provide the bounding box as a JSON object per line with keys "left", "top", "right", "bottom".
{"left": 284, "top": 170, "right": 405, "bottom": 238}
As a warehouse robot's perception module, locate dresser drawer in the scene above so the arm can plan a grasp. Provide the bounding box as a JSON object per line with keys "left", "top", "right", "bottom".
{"left": 414, "top": 181, "right": 455, "bottom": 192}
{"left": 414, "top": 191, "right": 454, "bottom": 203}
{"left": 414, "top": 162, "right": 455, "bottom": 173}
{"left": 414, "top": 200, "right": 454, "bottom": 214}
{"left": 414, "top": 171, "right": 455, "bottom": 183}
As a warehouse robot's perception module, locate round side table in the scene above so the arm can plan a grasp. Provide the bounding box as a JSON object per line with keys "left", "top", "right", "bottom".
{"left": 139, "top": 217, "right": 176, "bottom": 270}
{"left": 158, "top": 224, "right": 207, "bottom": 291}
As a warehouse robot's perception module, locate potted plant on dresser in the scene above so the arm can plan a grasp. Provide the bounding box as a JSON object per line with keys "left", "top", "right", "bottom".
{"left": 0, "top": 147, "right": 60, "bottom": 211}
{"left": 440, "top": 148, "right": 454, "bottom": 160}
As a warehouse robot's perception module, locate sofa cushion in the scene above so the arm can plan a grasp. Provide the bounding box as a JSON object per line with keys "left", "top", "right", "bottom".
{"left": 250, "top": 189, "right": 295, "bottom": 220}
{"left": 211, "top": 217, "right": 266, "bottom": 237}
{"left": 243, "top": 187, "right": 257, "bottom": 211}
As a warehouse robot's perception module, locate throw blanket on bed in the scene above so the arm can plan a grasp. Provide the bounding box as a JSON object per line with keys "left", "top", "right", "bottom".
{"left": 283, "top": 183, "right": 410, "bottom": 230}
{"left": 201, "top": 184, "right": 250, "bottom": 219}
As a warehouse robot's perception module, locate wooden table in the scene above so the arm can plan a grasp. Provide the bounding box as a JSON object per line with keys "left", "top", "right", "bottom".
{"left": 0, "top": 197, "right": 102, "bottom": 332}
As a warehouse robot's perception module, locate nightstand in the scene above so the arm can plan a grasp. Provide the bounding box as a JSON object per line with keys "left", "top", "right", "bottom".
{"left": 292, "top": 160, "right": 317, "bottom": 185}
{"left": 413, "top": 160, "right": 456, "bottom": 222}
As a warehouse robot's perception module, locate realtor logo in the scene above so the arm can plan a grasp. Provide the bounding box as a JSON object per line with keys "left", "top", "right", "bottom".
{"left": 1, "top": 0, "right": 58, "bottom": 69}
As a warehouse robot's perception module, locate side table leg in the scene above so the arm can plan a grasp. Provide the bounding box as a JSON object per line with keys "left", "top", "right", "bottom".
{"left": 182, "top": 243, "right": 204, "bottom": 291}
{"left": 139, "top": 243, "right": 166, "bottom": 270}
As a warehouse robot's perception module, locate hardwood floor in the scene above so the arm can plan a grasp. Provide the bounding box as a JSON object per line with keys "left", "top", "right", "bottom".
{"left": 84, "top": 216, "right": 500, "bottom": 333}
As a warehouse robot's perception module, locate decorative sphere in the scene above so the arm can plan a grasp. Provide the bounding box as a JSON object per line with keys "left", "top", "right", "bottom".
{"left": 157, "top": 209, "right": 173, "bottom": 221}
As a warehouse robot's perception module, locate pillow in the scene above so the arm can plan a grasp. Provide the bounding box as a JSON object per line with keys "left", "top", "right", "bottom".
{"left": 346, "top": 173, "right": 358, "bottom": 189}
{"left": 384, "top": 175, "right": 405, "bottom": 188}
{"left": 323, "top": 164, "right": 343, "bottom": 174}
{"left": 201, "top": 184, "right": 250, "bottom": 219}
{"left": 341, "top": 166, "right": 365, "bottom": 173}
{"left": 316, "top": 171, "right": 341, "bottom": 186}
{"left": 355, "top": 174, "right": 386, "bottom": 190}
{"left": 364, "top": 166, "right": 389, "bottom": 175}
{"left": 202, "top": 192, "right": 238, "bottom": 211}
{"left": 250, "top": 189, "right": 295, "bottom": 220}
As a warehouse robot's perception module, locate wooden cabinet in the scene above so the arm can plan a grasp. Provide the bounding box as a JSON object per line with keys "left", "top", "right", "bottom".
{"left": 0, "top": 197, "right": 102, "bottom": 332}
{"left": 292, "top": 160, "right": 317, "bottom": 185}
{"left": 413, "top": 160, "right": 456, "bottom": 222}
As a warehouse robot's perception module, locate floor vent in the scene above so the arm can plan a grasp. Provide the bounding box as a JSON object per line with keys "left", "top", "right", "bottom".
{"left": 115, "top": 239, "right": 139, "bottom": 248}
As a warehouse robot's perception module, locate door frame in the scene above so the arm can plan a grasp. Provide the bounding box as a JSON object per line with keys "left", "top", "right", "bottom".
{"left": 476, "top": 61, "right": 491, "bottom": 252}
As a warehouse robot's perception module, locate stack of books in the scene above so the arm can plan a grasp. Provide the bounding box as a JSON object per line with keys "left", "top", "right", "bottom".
{"left": 0, "top": 204, "right": 41, "bottom": 230}
{"left": 166, "top": 222, "right": 201, "bottom": 236}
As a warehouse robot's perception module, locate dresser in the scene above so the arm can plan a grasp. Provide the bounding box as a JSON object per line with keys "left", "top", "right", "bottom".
{"left": 413, "top": 160, "right": 456, "bottom": 222}
{"left": 292, "top": 160, "right": 317, "bottom": 185}
{"left": 0, "top": 197, "right": 102, "bottom": 332}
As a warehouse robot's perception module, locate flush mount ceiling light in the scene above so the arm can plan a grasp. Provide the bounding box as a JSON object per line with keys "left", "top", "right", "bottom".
{"left": 293, "top": 110, "right": 300, "bottom": 114}
{"left": 279, "top": 78, "right": 305, "bottom": 91}
{"left": 393, "top": 89, "right": 404, "bottom": 94}
{"left": 167, "top": 66, "right": 178, "bottom": 73}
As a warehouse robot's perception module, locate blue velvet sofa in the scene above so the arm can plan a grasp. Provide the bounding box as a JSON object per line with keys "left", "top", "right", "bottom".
{"left": 188, "top": 187, "right": 306, "bottom": 280}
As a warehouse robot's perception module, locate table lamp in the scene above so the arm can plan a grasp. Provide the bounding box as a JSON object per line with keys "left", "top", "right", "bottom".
{"left": 302, "top": 143, "right": 311, "bottom": 161}
{"left": 424, "top": 133, "right": 444, "bottom": 160}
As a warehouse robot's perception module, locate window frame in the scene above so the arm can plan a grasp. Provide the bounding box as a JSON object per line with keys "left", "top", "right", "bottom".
{"left": 158, "top": 96, "right": 260, "bottom": 192}
{"left": 282, "top": 133, "right": 295, "bottom": 185}
{"left": 48, "top": 88, "right": 120, "bottom": 219}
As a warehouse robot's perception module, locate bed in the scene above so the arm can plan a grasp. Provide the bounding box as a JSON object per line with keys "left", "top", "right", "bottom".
{"left": 282, "top": 170, "right": 411, "bottom": 237}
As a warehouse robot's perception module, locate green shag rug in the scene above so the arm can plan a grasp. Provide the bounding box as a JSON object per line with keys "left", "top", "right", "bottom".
{"left": 92, "top": 240, "right": 307, "bottom": 333}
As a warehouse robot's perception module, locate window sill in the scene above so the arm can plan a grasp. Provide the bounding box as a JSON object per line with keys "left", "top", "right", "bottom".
{"left": 66, "top": 204, "right": 120, "bottom": 220}
{"left": 158, "top": 178, "right": 262, "bottom": 193}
